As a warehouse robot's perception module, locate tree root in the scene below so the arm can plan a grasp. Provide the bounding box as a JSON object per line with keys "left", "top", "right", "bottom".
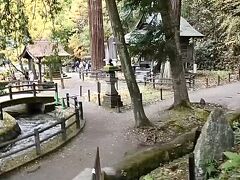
{"left": 105, "top": 127, "right": 198, "bottom": 180}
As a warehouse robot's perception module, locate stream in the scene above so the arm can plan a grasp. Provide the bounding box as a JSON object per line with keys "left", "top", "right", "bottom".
{"left": 0, "top": 112, "right": 62, "bottom": 158}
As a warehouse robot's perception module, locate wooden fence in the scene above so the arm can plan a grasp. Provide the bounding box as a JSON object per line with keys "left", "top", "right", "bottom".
{"left": 0, "top": 81, "right": 57, "bottom": 100}
{"left": 0, "top": 97, "right": 83, "bottom": 159}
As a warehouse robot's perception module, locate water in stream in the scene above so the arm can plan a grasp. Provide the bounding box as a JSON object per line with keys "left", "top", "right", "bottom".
{"left": 0, "top": 111, "right": 62, "bottom": 158}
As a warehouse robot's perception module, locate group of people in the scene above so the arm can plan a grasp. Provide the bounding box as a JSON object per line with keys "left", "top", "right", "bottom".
{"left": 71, "top": 60, "right": 91, "bottom": 72}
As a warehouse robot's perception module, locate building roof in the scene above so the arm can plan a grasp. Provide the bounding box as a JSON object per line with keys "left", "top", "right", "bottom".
{"left": 20, "top": 40, "right": 70, "bottom": 60}
{"left": 180, "top": 17, "right": 204, "bottom": 37}
{"left": 125, "top": 14, "right": 204, "bottom": 43}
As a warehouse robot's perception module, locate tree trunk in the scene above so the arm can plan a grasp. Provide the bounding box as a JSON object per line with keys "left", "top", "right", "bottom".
{"left": 88, "top": 0, "right": 105, "bottom": 71}
{"left": 160, "top": 0, "right": 190, "bottom": 107}
{"left": 105, "top": 0, "right": 151, "bottom": 127}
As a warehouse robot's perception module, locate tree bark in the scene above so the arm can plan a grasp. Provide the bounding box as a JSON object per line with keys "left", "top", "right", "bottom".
{"left": 88, "top": 0, "right": 105, "bottom": 71}
{"left": 105, "top": 0, "right": 151, "bottom": 127}
{"left": 160, "top": 0, "right": 190, "bottom": 107}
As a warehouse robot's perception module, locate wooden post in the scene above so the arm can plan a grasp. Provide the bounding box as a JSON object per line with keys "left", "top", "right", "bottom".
{"left": 79, "top": 70, "right": 82, "bottom": 79}
{"left": 66, "top": 93, "right": 70, "bottom": 107}
{"left": 206, "top": 77, "right": 209, "bottom": 88}
{"left": 0, "top": 104, "right": 3, "bottom": 120}
{"left": 61, "top": 119, "right": 67, "bottom": 141}
{"left": 34, "top": 129, "right": 41, "bottom": 155}
{"left": 88, "top": 89, "right": 90, "bottom": 102}
{"left": 80, "top": 86, "right": 82, "bottom": 97}
{"left": 95, "top": 72, "right": 98, "bottom": 81}
{"left": 160, "top": 88, "right": 163, "bottom": 100}
{"left": 116, "top": 100, "right": 121, "bottom": 113}
{"left": 153, "top": 76, "right": 155, "bottom": 89}
{"left": 9, "top": 86, "right": 13, "bottom": 100}
{"left": 74, "top": 97, "right": 78, "bottom": 108}
{"left": 217, "top": 75, "right": 220, "bottom": 86}
{"left": 140, "top": 93, "right": 142, "bottom": 103}
{"left": 97, "top": 81, "right": 101, "bottom": 93}
{"left": 238, "top": 68, "right": 240, "bottom": 81}
{"left": 98, "top": 93, "right": 101, "bottom": 106}
{"left": 33, "top": 83, "right": 36, "bottom": 97}
{"left": 75, "top": 108, "right": 80, "bottom": 129}
{"left": 188, "top": 153, "right": 195, "bottom": 180}
{"left": 79, "top": 102, "right": 83, "bottom": 120}
{"left": 55, "top": 83, "right": 58, "bottom": 94}
{"left": 82, "top": 72, "right": 85, "bottom": 81}
{"left": 228, "top": 73, "right": 231, "bottom": 82}
{"left": 60, "top": 74, "right": 65, "bottom": 89}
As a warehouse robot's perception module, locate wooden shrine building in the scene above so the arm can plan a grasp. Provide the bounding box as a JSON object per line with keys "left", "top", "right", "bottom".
{"left": 20, "top": 40, "right": 70, "bottom": 82}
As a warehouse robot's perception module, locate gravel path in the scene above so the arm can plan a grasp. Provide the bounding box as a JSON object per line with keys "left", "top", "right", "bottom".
{"left": 1, "top": 73, "right": 240, "bottom": 180}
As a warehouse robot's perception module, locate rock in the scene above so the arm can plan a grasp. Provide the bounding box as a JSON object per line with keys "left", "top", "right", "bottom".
{"left": 193, "top": 109, "right": 234, "bottom": 179}
{"left": 0, "top": 112, "right": 21, "bottom": 144}
{"left": 199, "top": 98, "right": 206, "bottom": 106}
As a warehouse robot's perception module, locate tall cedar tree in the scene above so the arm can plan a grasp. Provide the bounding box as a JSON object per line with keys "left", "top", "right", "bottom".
{"left": 160, "top": 0, "right": 190, "bottom": 108}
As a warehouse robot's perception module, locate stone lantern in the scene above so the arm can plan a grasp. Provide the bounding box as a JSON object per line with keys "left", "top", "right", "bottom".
{"left": 102, "top": 65, "right": 123, "bottom": 108}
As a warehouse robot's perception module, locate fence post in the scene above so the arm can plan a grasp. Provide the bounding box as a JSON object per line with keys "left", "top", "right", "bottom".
{"left": 160, "top": 88, "right": 163, "bottom": 100}
{"left": 228, "top": 73, "right": 231, "bottom": 82}
{"left": 82, "top": 72, "right": 85, "bottom": 81}
{"left": 116, "top": 99, "right": 121, "bottom": 113}
{"left": 153, "top": 76, "right": 155, "bottom": 89}
{"left": 34, "top": 129, "right": 41, "bottom": 155}
{"left": 33, "top": 83, "right": 36, "bottom": 97}
{"left": 97, "top": 82, "right": 101, "bottom": 93}
{"left": 206, "top": 77, "right": 209, "bottom": 88}
{"left": 75, "top": 107, "right": 80, "bottom": 129}
{"left": 0, "top": 104, "right": 3, "bottom": 120}
{"left": 61, "top": 119, "right": 67, "bottom": 141}
{"left": 95, "top": 72, "right": 98, "bottom": 81}
{"left": 217, "top": 75, "right": 220, "bottom": 86}
{"left": 79, "top": 101, "right": 83, "bottom": 120}
{"left": 74, "top": 97, "right": 78, "bottom": 108}
{"left": 55, "top": 83, "right": 58, "bottom": 94}
{"left": 61, "top": 98, "right": 66, "bottom": 109}
{"left": 238, "top": 68, "right": 240, "bottom": 81}
{"left": 88, "top": 89, "right": 90, "bottom": 102}
{"left": 79, "top": 86, "right": 82, "bottom": 97}
{"left": 9, "top": 86, "right": 13, "bottom": 100}
{"left": 66, "top": 93, "right": 70, "bottom": 107}
{"left": 79, "top": 70, "right": 82, "bottom": 79}
{"left": 98, "top": 93, "right": 101, "bottom": 106}
{"left": 188, "top": 153, "right": 195, "bottom": 180}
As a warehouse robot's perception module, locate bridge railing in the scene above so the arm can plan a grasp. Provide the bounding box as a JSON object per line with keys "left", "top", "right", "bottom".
{"left": 0, "top": 82, "right": 58, "bottom": 100}
{"left": 0, "top": 99, "right": 84, "bottom": 160}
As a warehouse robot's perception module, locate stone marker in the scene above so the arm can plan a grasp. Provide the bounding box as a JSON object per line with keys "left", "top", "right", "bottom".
{"left": 194, "top": 108, "right": 234, "bottom": 179}
{"left": 199, "top": 98, "right": 206, "bottom": 106}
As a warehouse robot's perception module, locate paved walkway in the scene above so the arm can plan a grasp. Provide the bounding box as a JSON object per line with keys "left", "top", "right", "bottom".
{"left": 1, "top": 73, "right": 240, "bottom": 180}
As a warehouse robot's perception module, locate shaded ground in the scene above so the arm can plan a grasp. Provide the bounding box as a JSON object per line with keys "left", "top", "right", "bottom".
{"left": 0, "top": 73, "right": 240, "bottom": 180}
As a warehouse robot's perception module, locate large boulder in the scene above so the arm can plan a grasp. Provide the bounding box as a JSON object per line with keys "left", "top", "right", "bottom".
{"left": 194, "top": 109, "right": 234, "bottom": 179}
{"left": 0, "top": 112, "right": 21, "bottom": 144}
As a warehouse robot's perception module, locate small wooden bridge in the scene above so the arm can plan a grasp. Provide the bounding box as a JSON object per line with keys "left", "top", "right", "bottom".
{"left": 0, "top": 82, "right": 58, "bottom": 118}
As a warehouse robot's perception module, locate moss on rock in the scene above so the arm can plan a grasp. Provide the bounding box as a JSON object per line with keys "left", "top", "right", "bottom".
{"left": 0, "top": 112, "right": 21, "bottom": 144}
